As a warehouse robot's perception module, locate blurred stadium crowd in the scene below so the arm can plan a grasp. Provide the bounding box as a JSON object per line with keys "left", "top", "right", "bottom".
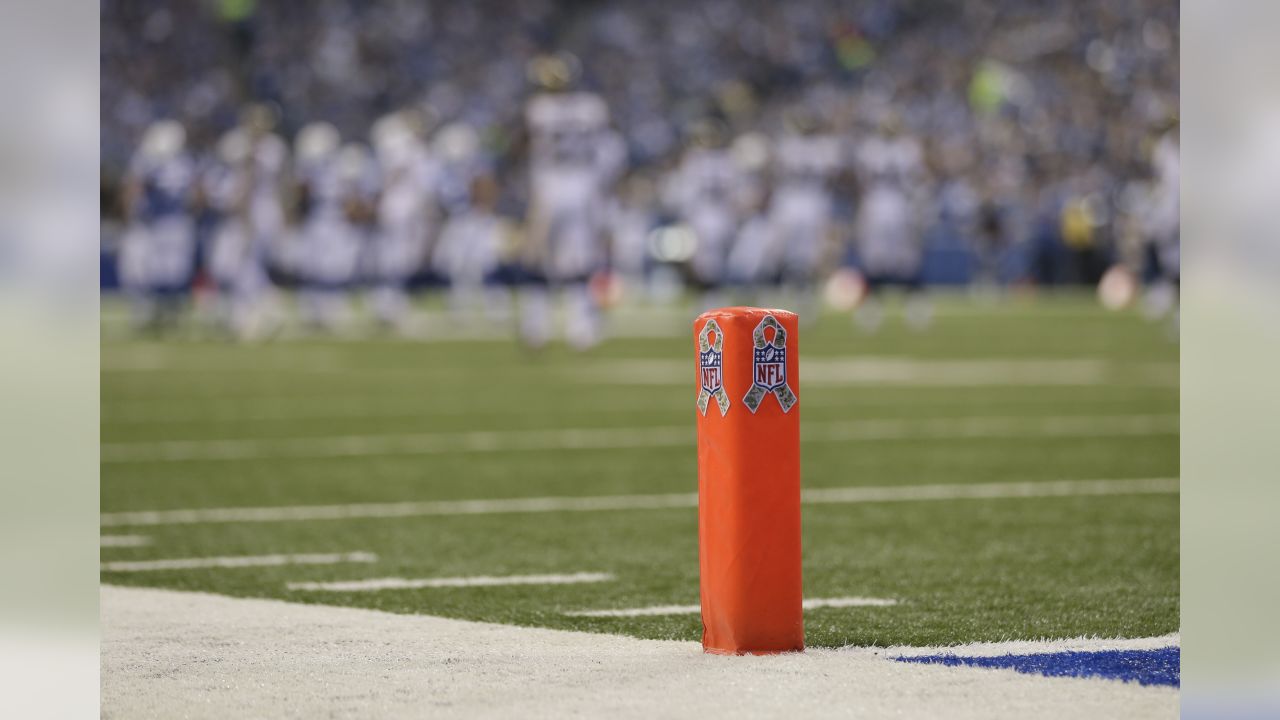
{"left": 100, "top": 0, "right": 1179, "bottom": 342}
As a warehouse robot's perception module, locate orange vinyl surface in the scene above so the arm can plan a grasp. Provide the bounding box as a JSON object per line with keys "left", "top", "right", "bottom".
{"left": 694, "top": 307, "right": 804, "bottom": 655}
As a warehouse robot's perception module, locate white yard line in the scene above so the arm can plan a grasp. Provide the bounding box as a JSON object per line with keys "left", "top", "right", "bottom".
{"left": 287, "top": 572, "right": 614, "bottom": 592}
{"left": 100, "top": 477, "right": 1178, "bottom": 527}
{"left": 802, "top": 477, "right": 1178, "bottom": 504}
{"left": 101, "top": 585, "right": 1178, "bottom": 720}
{"left": 102, "top": 393, "right": 685, "bottom": 425}
{"left": 804, "top": 414, "right": 1176, "bottom": 443}
{"left": 572, "top": 358, "right": 1178, "bottom": 388}
{"left": 101, "top": 551, "right": 377, "bottom": 573}
{"left": 877, "top": 633, "right": 1180, "bottom": 658}
{"left": 101, "top": 390, "right": 1170, "bottom": 426}
{"left": 99, "top": 413, "right": 1177, "bottom": 463}
{"left": 566, "top": 604, "right": 704, "bottom": 618}
{"left": 803, "top": 597, "right": 898, "bottom": 609}
{"left": 100, "top": 534, "right": 152, "bottom": 548}
{"left": 566, "top": 596, "right": 898, "bottom": 618}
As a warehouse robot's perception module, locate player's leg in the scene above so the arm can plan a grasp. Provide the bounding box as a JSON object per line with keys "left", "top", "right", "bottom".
{"left": 517, "top": 269, "right": 552, "bottom": 349}
{"left": 297, "top": 220, "right": 330, "bottom": 331}
{"left": 483, "top": 265, "right": 513, "bottom": 324}
{"left": 556, "top": 213, "right": 606, "bottom": 350}
{"left": 120, "top": 223, "right": 158, "bottom": 332}
{"left": 157, "top": 216, "right": 197, "bottom": 332}
{"left": 903, "top": 270, "right": 933, "bottom": 331}
{"left": 370, "top": 282, "right": 409, "bottom": 328}
{"left": 232, "top": 258, "right": 282, "bottom": 342}
{"left": 782, "top": 224, "right": 823, "bottom": 326}
{"left": 853, "top": 272, "right": 885, "bottom": 333}
{"left": 369, "top": 230, "right": 410, "bottom": 330}
{"left": 563, "top": 277, "right": 600, "bottom": 351}
{"left": 446, "top": 251, "right": 486, "bottom": 324}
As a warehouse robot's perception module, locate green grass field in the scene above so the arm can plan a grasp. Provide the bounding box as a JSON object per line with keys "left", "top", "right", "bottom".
{"left": 100, "top": 293, "right": 1179, "bottom": 648}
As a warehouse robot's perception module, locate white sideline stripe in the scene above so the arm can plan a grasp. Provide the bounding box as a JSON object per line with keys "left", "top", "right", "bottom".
{"left": 101, "top": 551, "right": 377, "bottom": 572}
{"left": 99, "top": 413, "right": 1177, "bottom": 463}
{"left": 100, "top": 534, "right": 151, "bottom": 548}
{"left": 566, "top": 596, "right": 898, "bottom": 618}
{"left": 100, "top": 477, "right": 1178, "bottom": 527}
{"left": 877, "top": 633, "right": 1181, "bottom": 658}
{"left": 287, "top": 572, "right": 614, "bottom": 592}
{"left": 102, "top": 585, "right": 1180, "bottom": 719}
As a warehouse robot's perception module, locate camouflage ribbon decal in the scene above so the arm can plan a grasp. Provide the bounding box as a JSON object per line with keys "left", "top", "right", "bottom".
{"left": 743, "top": 315, "right": 797, "bottom": 413}
{"left": 697, "top": 320, "right": 730, "bottom": 417}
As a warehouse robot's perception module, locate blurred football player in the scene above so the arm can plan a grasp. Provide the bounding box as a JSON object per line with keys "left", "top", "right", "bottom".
{"left": 294, "top": 125, "right": 374, "bottom": 332}
{"left": 369, "top": 108, "right": 438, "bottom": 331}
{"left": 120, "top": 120, "right": 196, "bottom": 332}
{"left": 724, "top": 132, "right": 775, "bottom": 301}
{"left": 521, "top": 54, "right": 626, "bottom": 349}
{"left": 605, "top": 173, "right": 656, "bottom": 299}
{"left": 433, "top": 174, "right": 511, "bottom": 323}
{"left": 204, "top": 105, "right": 289, "bottom": 340}
{"left": 237, "top": 105, "right": 291, "bottom": 278}
{"left": 666, "top": 118, "right": 740, "bottom": 312}
{"left": 205, "top": 128, "right": 261, "bottom": 337}
{"left": 432, "top": 121, "right": 487, "bottom": 217}
{"left": 853, "top": 113, "right": 931, "bottom": 331}
{"left": 769, "top": 110, "right": 845, "bottom": 319}
{"left": 727, "top": 187, "right": 776, "bottom": 303}
{"left": 1141, "top": 118, "right": 1179, "bottom": 332}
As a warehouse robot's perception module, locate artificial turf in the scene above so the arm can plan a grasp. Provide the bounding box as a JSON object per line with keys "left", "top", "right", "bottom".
{"left": 101, "top": 293, "right": 1179, "bottom": 648}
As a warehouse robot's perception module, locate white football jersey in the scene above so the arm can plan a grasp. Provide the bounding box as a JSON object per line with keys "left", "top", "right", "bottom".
{"left": 1148, "top": 133, "right": 1179, "bottom": 241}
{"left": 1146, "top": 132, "right": 1179, "bottom": 276}
{"left": 123, "top": 142, "right": 196, "bottom": 290}
{"left": 296, "top": 154, "right": 347, "bottom": 224}
{"left": 295, "top": 151, "right": 368, "bottom": 285}
{"left": 374, "top": 140, "right": 437, "bottom": 280}
{"left": 669, "top": 148, "right": 741, "bottom": 282}
{"left": 770, "top": 134, "right": 845, "bottom": 276}
{"left": 606, "top": 197, "right": 652, "bottom": 279}
{"left": 127, "top": 149, "right": 194, "bottom": 223}
{"left": 525, "top": 92, "right": 624, "bottom": 279}
{"left": 247, "top": 132, "right": 288, "bottom": 242}
{"left": 377, "top": 138, "right": 435, "bottom": 225}
{"left": 433, "top": 209, "right": 504, "bottom": 283}
{"left": 855, "top": 134, "right": 927, "bottom": 276}
{"left": 774, "top": 134, "right": 844, "bottom": 192}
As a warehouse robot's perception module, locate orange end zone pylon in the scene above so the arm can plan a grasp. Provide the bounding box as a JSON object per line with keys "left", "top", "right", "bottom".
{"left": 694, "top": 307, "right": 804, "bottom": 655}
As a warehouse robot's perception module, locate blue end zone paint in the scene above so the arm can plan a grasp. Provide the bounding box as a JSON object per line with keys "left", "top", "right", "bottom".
{"left": 897, "top": 647, "right": 1180, "bottom": 687}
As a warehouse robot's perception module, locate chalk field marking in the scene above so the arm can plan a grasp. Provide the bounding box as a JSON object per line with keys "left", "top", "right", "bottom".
{"left": 99, "top": 413, "right": 1177, "bottom": 463}
{"left": 566, "top": 596, "right": 898, "bottom": 618}
{"left": 102, "top": 385, "right": 1167, "bottom": 426}
{"left": 287, "top": 572, "right": 615, "bottom": 592}
{"left": 101, "top": 551, "right": 377, "bottom": 573}
{"left": 100, "top": 477, "right": 1178, "bottom": 528}
{"left": 803, "top": 597, "right": 897, "bottom": 609}
{"left": 876, "top": 633, "right": 1181, "bottom": 659}
{"left": 801, "top": 477, "right": 1179, "bottom": 504}
{"left": 102, "top": 585, "right": 1178, "bottom": 720}
{"left": 100, "top": 535, "right": 151, "bottom": 548}
{"left": 102, "top": 391, "right": 686, "bottom": 426}
{"left": 571, "top": 358, "right": 1178, "bottom": 388}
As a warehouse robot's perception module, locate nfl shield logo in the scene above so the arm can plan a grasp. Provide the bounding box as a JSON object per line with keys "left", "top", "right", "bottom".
{"left": 743, "top": 314, "right": 796, "bottom": 414}
{"left": 753, "top": 345, "right": 786, "bottom": 390}
{"left": 697, "top": 318, "right": 731, "bottom": 417}
{"left": 700, "top": 348, "right": 723, "bottom": 395}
